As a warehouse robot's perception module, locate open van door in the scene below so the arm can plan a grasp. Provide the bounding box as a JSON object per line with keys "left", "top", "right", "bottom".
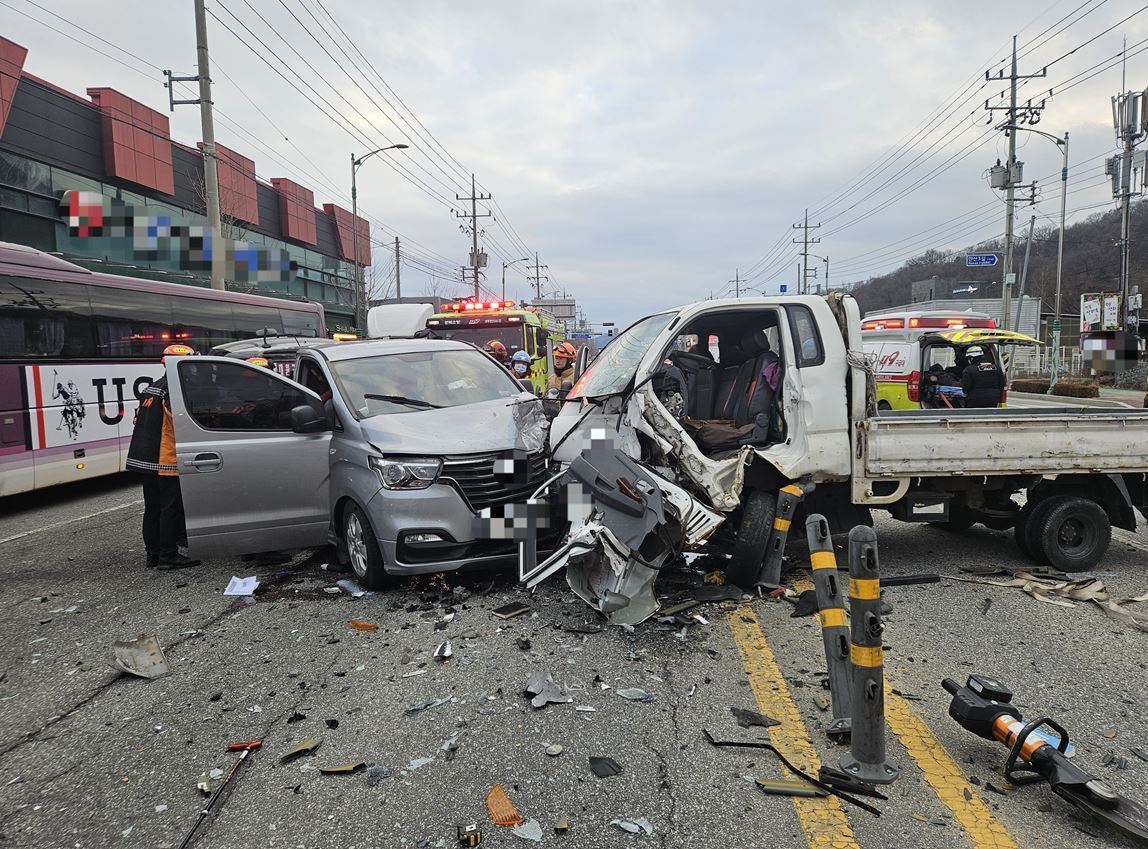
{"left": 165, "top": 356, "right": 332, "bottom": 557}
{"left": 573, "top": 344, "right": 591, "bottom": 380}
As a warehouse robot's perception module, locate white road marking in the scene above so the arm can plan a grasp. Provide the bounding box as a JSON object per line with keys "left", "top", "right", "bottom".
{"left": 0, "top": 500, "right": 143, "bottom": 546}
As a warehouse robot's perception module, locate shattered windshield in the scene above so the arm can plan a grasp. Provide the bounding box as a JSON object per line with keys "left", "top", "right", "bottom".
{"left": 569, "top": 312, "right": 675, "bottom": 399}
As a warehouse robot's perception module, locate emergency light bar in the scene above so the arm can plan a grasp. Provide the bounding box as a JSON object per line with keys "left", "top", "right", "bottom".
{"left": 908, "top": 317, "right": 996, "bottom": 329}
{"left": 861, "top": 319, "right": 905, "bottom": 330}
{"left": 443, "top": 300, "right": 516, "bottom": 312}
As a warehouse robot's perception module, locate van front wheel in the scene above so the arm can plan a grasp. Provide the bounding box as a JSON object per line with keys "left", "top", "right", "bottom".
{"left": 343, "top": 503, "right": 389, "bottom": 589}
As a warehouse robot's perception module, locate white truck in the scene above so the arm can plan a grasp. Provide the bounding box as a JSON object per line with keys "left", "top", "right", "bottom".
{"left": 534, "top": 293, "right": 1148, "bottom": 621}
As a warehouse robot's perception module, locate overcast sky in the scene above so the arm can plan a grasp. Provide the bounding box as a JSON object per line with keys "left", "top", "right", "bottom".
{"left": 7, "top": 0, "right": 1148, "bottom": 327}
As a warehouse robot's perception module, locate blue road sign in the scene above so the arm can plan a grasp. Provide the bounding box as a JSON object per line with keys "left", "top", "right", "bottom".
{"left": 570, "top": 332, "right": 592, "bottom": 339}
{"left": 780, "top": 284, "right": 788, "bottom": 293}
{"left": 966, "top": 254, "right": 999, "bottom": 267}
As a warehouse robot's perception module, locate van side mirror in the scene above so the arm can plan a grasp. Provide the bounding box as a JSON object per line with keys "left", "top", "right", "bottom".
{"left": 290, "top": 404, "right": 328, "bottom": 434}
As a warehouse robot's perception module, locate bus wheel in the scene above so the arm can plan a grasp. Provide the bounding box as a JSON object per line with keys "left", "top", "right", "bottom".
{"left": 1034, "top": 495, "right": 1110, "bottom": 573}
{"left": 727, "top": 489, "right": 777, "bottom": 590}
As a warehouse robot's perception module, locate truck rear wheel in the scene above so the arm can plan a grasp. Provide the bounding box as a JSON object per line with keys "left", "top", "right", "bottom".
{"left": 1034, "top": 495, "right": 1110, "bottom": 573}
{"left": 1014, "top": 496, "right": 1055, "bottom": 561}
{"left": 727, "top": 489, "right": 777, "bottom": 589}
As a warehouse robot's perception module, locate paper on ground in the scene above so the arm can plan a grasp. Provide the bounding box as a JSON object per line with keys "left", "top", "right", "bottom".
{"left": 224, "top": 575, "right": 259, "bottom": 596}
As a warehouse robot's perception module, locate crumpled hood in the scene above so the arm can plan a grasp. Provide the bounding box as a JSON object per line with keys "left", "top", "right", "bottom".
{"left": 360, "top": 395, "right": 546, "bottom": 455}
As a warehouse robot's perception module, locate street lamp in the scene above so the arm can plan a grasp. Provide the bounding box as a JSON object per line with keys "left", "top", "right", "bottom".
{"left": 808, "top": 253, "right": 830, "bottom": 294}
{"left": 1001, "top": 124, "right": 1068, "bottom": 389}
{"left": 351, "top": 144, "right": 409, "bottom": 329}
{"left": 502, "top": 256, "right": 530, "bottom": 302}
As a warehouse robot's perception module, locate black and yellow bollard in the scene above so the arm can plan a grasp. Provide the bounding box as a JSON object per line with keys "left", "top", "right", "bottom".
{"left": 805, "top": 513, "right": 851, "bottom": 740}
{"left": 840, "top": 525, "right": 899, "bottom": 784}
{"left": 758, "top": 483, "right": 807, "bottom": 587}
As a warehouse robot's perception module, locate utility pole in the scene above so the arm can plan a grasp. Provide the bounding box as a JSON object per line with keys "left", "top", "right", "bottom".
{"left": 394, "top": 236, "right": 401, "bottom": 299}
{"left": 985, "top": 36, "right": 1045, "bottom": 337}
{"left": 164, "top": 0, "right": 224, "bottom": 290}
{"left": 792, "top": 209, "right": 821, "bottom": 294}
{"left": 729, "top": 268, "right": 741, "bottom": 298}
{"left": 527, "top": 253, "right": 549, "bottom": 299}
{"left": 455, "top": 173, "right": 490, "bottom": 299}
{"left": 1111, "top": 89, "right": 1146, "bottom": 335}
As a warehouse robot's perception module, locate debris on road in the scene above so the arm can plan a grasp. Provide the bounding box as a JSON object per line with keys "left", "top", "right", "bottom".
{"left": 524, "top": 671, "right": 572, "bottom": 709}
{"left": 487, "top": 784, "right": 525, "bottom": 826}
{"left": 610, "top": 817, "right": 654, "bottom": 835}
{"left": 319, "top": 762, "right": 365, "bottom": 775}
{"left": 545, "top": 744, "right": 564, "bottom": 757}
{"left": 111, "top": 634, "right": 169, "bottom": 679}
{"left": 493, "top": 602, "right": 532, "bottom": 620}
{"left": 952, "top": 572, "right": 1148, "bottom": 632}
{"left": 789, "top": 589, "right": 819, "bottom": 617}
{"left": 755, "top": 778, "right": 828, "bottom": 798}
{"left": 511, "top": 819, "right": 543, "bottom": 842}
{"left": 196, "top": 768, "right": 224, "bottom": 794}
{"left": 817, "top": 766, "right": 889, "bottom": 800}
{"left": 349, "top": 618, "right": 378, "bottom": 632}
{"left": 336, "top": 578, "right": 368, "bottom": 597}
{"left": 516, "top": 637, "right": 532, "bottom": 651}
{"left": 434, "top": 640, "right": 453, "bottom": 662}
{"left": 280, "top": 738, "right": 321, "bottom": 763}
{"left": 406, "top": 756, "right": 433, "bottom": 772}
{"left": 404, "top": 697, "right": 453, "bottom": 716}
{"left": 979, "top": 598, "right": 993, "bottom": 616}
{"left": 589, "top": 756, "right": 623, "bottom": 778}
{"left": 183, "top": 741, "right": 262, "bottom": 848}
{"left": 554, "top": 818, "right": 570, "bottom": 835}
{"left": 457, "top": 823, "right": 482, "bottom": 846}
{"left": 616, "top": 687, "right": 655, "bottom": 703}
{"left": 366, "top": 764, "right": 393, "bottom": 786}
{"left": 223, "top": 575, "right": 259, "bottom": 596}
{"left": 323, "top": 587, "right": 342, "bottom": 595}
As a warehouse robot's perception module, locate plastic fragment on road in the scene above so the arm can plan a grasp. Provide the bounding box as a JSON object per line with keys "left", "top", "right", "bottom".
{"left": 589, "top": 756, "right": 623, "bottom": 778}
{"left": 616, "top": 687, "right": 655, "bottom": 703}
{"left": 434, "top": 640, "right": 453, "bottom": 662}
{"left": 280, "top": 738, "right": 321, "bottom": 763}
{"left": 487, "top": 783, "right": 525, "bottom": 826}
{"left": 545, "top": 744, "right": 564, "bottom": 757}
{"left": 349, "top": 618, "right": 378, "bottom": 632}
{"left": 323, "top": 587, "right": 342, "bottom": 595}
{"left": 512, "top": 819, "right": 543, "bottom": 842}
{"left": 730, "top": 707, "right": 779, "bottom": 728}
{"left": 457, "top": 823, "right": 482, "bottom": 846}
{"left": 756, "top": 778, "right": 829, "bottom": 798}
{"left": 554, "top": 818, "right": 570, "bottom": 834}
{"left": 366, "top": 764, "right": 393, "bottom": 786}
{"left": 789, "top": 589, "right": 819, "bottom": 618}
{"left": 575, "top": 705, "right": 596, "bottom": 712}
{"left": 196, "top": 768, "right": 225, "bottom": 794}
{"left": 524, "top": 671, "right": 572, "bottom": 709}
{"left": 336, "top": 578, "right": 368, "bottom": 597}
{"left": 223, "top": 575, "right": 259, "bottom": 596}
{"left": 610, "top": 817, "right": 654, "bottom": 835}
{"left": 111, "top": 634, "right": 169, "bottom": 679}
{"left": 516, "top": 637, "right": 532, "bottom": 651}
{"left": 405, "top": 697, "right": 453, "bottom": 716}
{"left": 493, "top": 602, "right": 532, "bottom": 620}
{"left": 319, "top": 762, "right": 365, "bottom": 775}
{"left": 406, "top": 756, "right": 433, "bottom": 772}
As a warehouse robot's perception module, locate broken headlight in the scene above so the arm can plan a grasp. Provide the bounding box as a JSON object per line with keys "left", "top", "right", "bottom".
{"left": 369, "top": 456, "right": 442, "bottom": 490}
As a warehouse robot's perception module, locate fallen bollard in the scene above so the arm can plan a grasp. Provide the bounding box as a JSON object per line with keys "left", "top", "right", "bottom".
{"left": 840, "top": 525, "right": 899, "bottom": 785}
{"left": 805, "top": 513, "right": 851, "bottom": 740}
{"left": 758, "top": 483, "right": 809, "bottom": 587}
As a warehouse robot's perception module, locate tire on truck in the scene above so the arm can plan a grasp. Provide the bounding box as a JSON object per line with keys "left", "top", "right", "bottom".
{"left": 727, "top": 488, "right": 777, "bottom": 590}
{"left": 1013, "top": 495, "right": 1056, "bottom": 561}
{"left": 1032, "top": 494, "right": 1111, "bottom": 573}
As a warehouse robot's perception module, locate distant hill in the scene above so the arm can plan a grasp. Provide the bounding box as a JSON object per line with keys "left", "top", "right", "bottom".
{"left": 845, "top": 203, "right": 1148, "bottom": 316}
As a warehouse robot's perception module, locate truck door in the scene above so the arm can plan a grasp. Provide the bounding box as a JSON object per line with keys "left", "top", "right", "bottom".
{"left": 165, "top": 356, "right": 332, "bottom": 557}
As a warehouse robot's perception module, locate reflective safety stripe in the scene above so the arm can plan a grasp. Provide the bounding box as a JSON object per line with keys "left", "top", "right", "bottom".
{"left": 810, "top": 551, "right": 837, "bottom": 571}
{"left": 818, "top": 608, "right": 846, "bottom": 629}
{"left": 781, "top": 484, "right": 804, "bottom": 497}
{"left": 773, "top": 517, "right": 791, "bottom": 532}
{"left": 850, "top": 643, "right": 883, "bottom": 667}
{"left": 849, "top": 577, "right": 880, "bottom": 599}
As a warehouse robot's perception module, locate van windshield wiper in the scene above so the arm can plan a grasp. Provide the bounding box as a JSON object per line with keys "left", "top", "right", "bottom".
{"left": 363, "top": 393, "right": 442, "bottom": 409}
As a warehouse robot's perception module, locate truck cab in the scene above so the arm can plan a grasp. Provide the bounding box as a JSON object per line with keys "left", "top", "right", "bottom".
{"left": 164, "top": 339, "right": 552, "bottom": 587}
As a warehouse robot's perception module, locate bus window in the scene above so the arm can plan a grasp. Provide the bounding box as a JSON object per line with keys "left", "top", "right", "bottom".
{"left": 174, "top": 297, "right": 237, "bottom": 352}
{"left": 0, "top": 276, "right": 95, "bottom": 359}
{"left": 88, "top": 286, "right": 174, "bottom": 360}
{"left": 231, "top": 302, "right": 285, "bottom": 339}
{"left": 280, "top": 307, "right": 319, "bottom": 338}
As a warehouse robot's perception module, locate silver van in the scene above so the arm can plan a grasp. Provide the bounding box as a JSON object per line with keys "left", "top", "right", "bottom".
{"left": 165, "top": 339, "right": 550, "bottom": 586}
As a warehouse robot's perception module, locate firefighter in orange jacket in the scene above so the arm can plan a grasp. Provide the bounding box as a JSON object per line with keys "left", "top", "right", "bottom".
{"left": 126, "top": 344, "right": 199, "bottom": 570}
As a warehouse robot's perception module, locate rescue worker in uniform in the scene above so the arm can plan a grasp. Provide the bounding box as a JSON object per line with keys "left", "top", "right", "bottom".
{"left": 127, "top": 344, "right": 199, "bottom": 570}
{"left": 483, "top": 340, "right": 510, "bottom": 369}
{"left": 961, "top": 345, "right": 1005, "bottom": 408}
{"left": 511, "top": 349, "right": 533, "bottom": 383}
{"left": 548, "top": 341, "right": 577, "bottom": 394}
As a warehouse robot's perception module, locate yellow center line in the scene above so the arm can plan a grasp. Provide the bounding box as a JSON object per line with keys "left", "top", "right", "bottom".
{"left": 884, "top": 688, "right": 1018, "bottom": 849}
{"left": 728, "top": 608, "right": 860, "bottom": 849}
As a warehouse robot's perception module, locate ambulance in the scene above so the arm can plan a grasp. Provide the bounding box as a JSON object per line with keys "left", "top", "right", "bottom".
{"left": 860, "top": 309, "right": 1041, "bottom": 410}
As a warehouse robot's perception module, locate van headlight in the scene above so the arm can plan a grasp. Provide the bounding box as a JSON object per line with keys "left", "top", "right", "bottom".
{"left": 368, "top": 456, "right": 442, "bottom": 490}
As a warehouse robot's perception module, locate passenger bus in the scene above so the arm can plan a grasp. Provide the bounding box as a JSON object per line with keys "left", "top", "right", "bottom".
{"left": 0, "top": 242, "right": 325, "bottom": 496}
{"left": 860, "top": 308, "right": 1038, "bottom": 410}
{"left": 424, "top": 298, "right": 564, "bottom": 395}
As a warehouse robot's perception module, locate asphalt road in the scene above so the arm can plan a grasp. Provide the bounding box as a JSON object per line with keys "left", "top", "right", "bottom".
{"left": 2, "top": 475, "right": 1147, "bottom": 849}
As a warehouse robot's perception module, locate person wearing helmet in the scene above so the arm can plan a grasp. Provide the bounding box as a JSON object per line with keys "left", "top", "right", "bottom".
{"left": 484, "top": 340, "right": 510, "bottom": 368}
{"left": 126, "top": 344, "right": 200, "bottom": 570}
{"left": 510, "top": 349, "right": 533, "bottom": 382}
{"left": 961, "top": 344, "right": 1005, "bottom": 408}
{"left": 548, "top": 341, "right": 577, "bottom": 394}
